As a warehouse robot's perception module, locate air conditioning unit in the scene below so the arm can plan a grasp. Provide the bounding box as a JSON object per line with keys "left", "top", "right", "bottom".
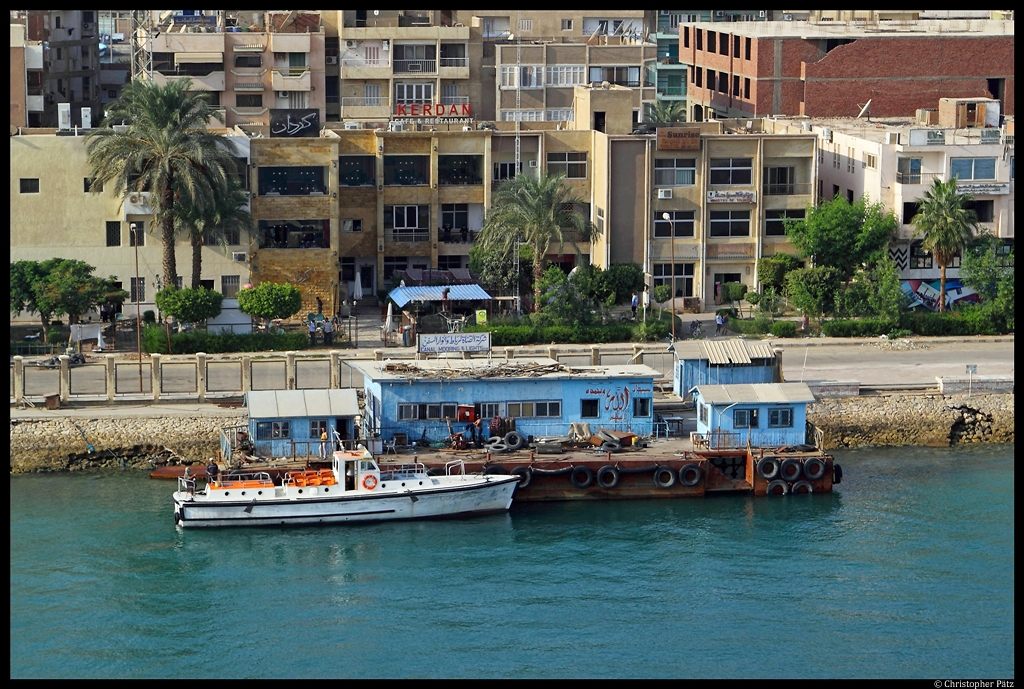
{"left": 658, "top": 189, "right": 673, "bottom": 199}
{"left": 407, "top": 63, "right": 421, "bottom": 71}
{"left": 129, "top": 193, "right": 142, "bottom": 204}
{"left": 715, "top": 11, "right": 725, "bottom": 18}
{"left": 274, "top": 52, "right": 286, "bottom": 60}
{"left": 821, "top": 127, "right": 833, "bottom": 143}
{"left": 325, "top": 56, "right": 338, "bottom": 65}
{"left": 381, "top": 40, "right": 390, "bottom": 51}
{"left": 759, "top": 11, "right": 766, "bottom": 18}
{"left": 232, "top": 252, "right": 248, "bottom": 263}
{"left": 344, "top": 121, "right": 360, "bottom": 130}
{"left": 390, "top": 122, "right": 405, "bottom": 132}
{"left": 462, "top": 126, "right": 472, "bottom": 131}
{"left": 345, "top": 40, "right": 358, "bottom": 48}
{"left": 278, "top": 91, "right": 290, "bottom": 99}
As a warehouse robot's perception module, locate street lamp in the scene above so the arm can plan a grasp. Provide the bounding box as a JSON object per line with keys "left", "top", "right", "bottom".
{"left": 130, "top": 222, "right": 143, "bottom": 392}
{"left": 662, "top": 212, "right": 677, "bottom": 341}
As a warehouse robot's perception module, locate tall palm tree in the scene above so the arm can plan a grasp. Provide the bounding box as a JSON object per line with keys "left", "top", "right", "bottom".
{"left": 171, "top": 180, "right": 254, "bottom": 289}
{"left": 85, "top": 78, "right": 236, "bottom": 290}
{"left": 911, "top": 177, "right": 980, "bottom": 312}
{"left": 478, "top": 171, "right": 597, "bottom": 311}
{"left": 646, "top": 99, "right": 687, "bottom": 124}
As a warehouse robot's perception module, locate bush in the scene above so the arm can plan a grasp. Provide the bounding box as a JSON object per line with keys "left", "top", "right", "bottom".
{"left": 47, "top": 328, "right": 64, "bottom": 344}
{"left": 821, "top": 318, "right": 893, "bottom": 337}
{"left": 722, "top": 282, "right": 747, "bottom": 303}
{"left": 744, "top": 291, "right": 761, "bottom": 307}
{"left": 143, "top": 310, "right": 156, "bottom": 324}
{"left": 730, "top": 317, "right": 770, "bottom": 335}
{"left": 142, "top": 325, "right": 309, "bottom": 354}
{"left": 637, "top": 319, "right": 669, "bottom": 342}
{"left": 886, "top": 329, "right": 914, "bottom": 339}
{"left": 769, "top": 321, "right": 798, "bottom": 338}
{"left": 155, "top": 286, "right": 224, "bottom": 323}
{"left": 483, "top": 323, "right": 634, "bottom": 346}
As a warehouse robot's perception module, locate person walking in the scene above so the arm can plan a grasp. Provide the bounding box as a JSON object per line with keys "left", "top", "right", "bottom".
{"left": 631, "top": 292, "right": 639, "bottom": 320}
{"left": 308, "top": 317, "right": 317, "bottom": 346}
{"left": 322, "top": 316, "right": 334, "bottom": 347}
{"left": 721, "top": 312, "right": 729, "bottom": 334}
{"left": 715, "top": 312, "right": 724, "bottom": 336}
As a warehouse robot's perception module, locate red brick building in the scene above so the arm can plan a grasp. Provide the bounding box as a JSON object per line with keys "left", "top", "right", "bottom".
{"left": 679, "top": 20, "right": 1014, "bottom": 121}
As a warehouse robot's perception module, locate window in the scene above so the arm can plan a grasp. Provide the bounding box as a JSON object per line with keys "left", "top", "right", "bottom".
{"left": 897, "top": 158, "right": 922, "bottom": 184}
{"left": 709, "top": 158, "right": 752, "bottom": 185}
{"left": 438, "top": 155, "right": 483, "bottom": 186}
{"left": 547, "top": 152, "right": 587, "bottom": 179}
{"left": 546, "top": 65, "right": 585, "bottom": 86}
{"left": 709, "top": 210, "right": 751, "bottom": 237}
{"left": 363, "top": 83, "right": 381, "bottom": 106}
{"left": 699, "top": 403, "right": 709, "bottom": 426}
{"left": 902, "top": 201, "right": 921, "bottom": 225}
{"left": 581, "top": 399, "right": 599, "bottom": 418}
{"left": 763, "top": 166, "right": 795, "bottom": 195}
{"left": 256, "top": 421, "right": 290, "bottom": 439}
{"left": 393, "top": 43, "right": 436, "bottom": 72}
{"left": 236, "top": 94, "right": 263, "bottom": 108}
{"left": 310, "top": 420, "right": 328, "bottom": 438}
{"left": 746, "top": 37, "right": 752, "bottom": 60}
{"left": 383, "top": 256, "right": 408, "bottom": 280}
{"left": 501, "top": 65, "right": 543, "bottom": 88}
{"left": 383, "top": 156, "right": 430, "bottom": 186}
{"left": 437, "top": 256, "right": 462, "bottom": 270}
{"left": 718, "top": 72, "right": 727, "bottom": 94}
{"left": 653, "top": 262, "right": 695, "bottom": 297}
{"left": 696, "top": 29, "right": 702, "bottom": 51}
{"left": 707, "top": 31, "right": 716, "bottom": 53}
{"left": 519, "top": 18, "right": 533, "bottom": 32}
{"left": 385, "top": 205, "right": 429, "bottom": 240}
{"left": 493, "top": 161, "right": 521, "bottom": 181}
{"left": 846, "top": 189, "right": 854, "bottom": 203}
{"left": 341, "top": 219, "right": 362, "bottom": 233}
{"left": 338, "top": 156, "right": 375, "bottom": 187}
{"left": 480, "top": 402, "right": 503, "bottom": 419}
{"left": 910, "top": 242, "right": 933, "bottom": 269}
{"left": 561, "top": 19, "right": 573, "bottom": 31}
{"left": 221, "top": 275, "right": 240, "bottom": 299}
{"left": 847, "top": 147, "right": 856, "bottom": 173}
{"left": 257, "top": 219, "right": 329, "bottom": 249}
{"left": 694, "top": 68, "right": 702, "bottom": 88}
{"left": 764, "top": 209, "right": 805, "bottom": 236}
{"left": 394, "top": 82, "right": 434, "bottom": 104}
{"left": 733, "top": 75, "right": 740, "bottom": 96}
{"left": 683, "top": 27, "right": 689, "bottom": 49}
{"left": 720, "top": 34, "right": 730, "bottom": 55}
{"left": 105, "top": 221, "right": 121, "bottom": 247}
{"left": 340, "top": 257, "right": 355, "bottom": 282}
{"left": 863, "top": 153, "right": 877, "bottom": 169}
{"left": 234, "top": 55, "right": 262, "bottom": 68}
{"left": 965, "top": 200, "right": 994, "bottom": 223}
{"left": 258, "top": 166, "right": 327, "bottom": 196}
{"left": 19, "top": 179, "right": 39, "bottom": 194}
{"left": 588, "top": 66, "right": 640, "bottom": 88}
{"left": 654, "top": 211, "right": 695, "bottom": 238}
{"left": 633, "top": 398, "right": 652, "bottom": 417}
{"left": 706, "top": 69, "right": 715, "bottom": 91}
{"left": 130, "top": 277, "right": 145, "bottom": 303}
{"left": 506, "top": 401, "right": 560, "bottom": 418}
{"left": 398, "top": 403, "right": 458, "bottom": 420}
{"left": 129, "top": 222, "right": 145, "bottom": 246}
{"left": 654, "top": 158, "right": 696, "bottom": 186}
{"left": 441, "top": 204, "right": 468, "bottom": 230}
{"left": 950, "top": 157, "right": 997, "bottom": 181}
{"left": 768, "top": 408, "right": 792, "bottom": 428}
{"left": 84, "top": 178, "right": 102, "bottom": 193}
{"left": 108, "top": 90, "right": 117, "bottom": 99}
{"left": 734, "top": 35, "right": 741, "bottom": 58}
{"left": 204, "top": 224, "right": 240, "bottom": 246}
{"left": 733, "top": 408, "right": 758, "bottom": 428}
{"left": 744, "top": 77, "right": 750, "bottom": 100}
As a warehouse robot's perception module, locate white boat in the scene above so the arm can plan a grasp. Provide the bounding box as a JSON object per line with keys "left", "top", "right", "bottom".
{"left": 173, "top": 448, "right": 519, "bottom": 528}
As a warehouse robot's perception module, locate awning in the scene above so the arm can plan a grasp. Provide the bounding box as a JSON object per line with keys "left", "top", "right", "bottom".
{"left": 174, "top": 52, "right": 223, "bottom": 64}
{"left": 245, "top": 389, "right": 360, "bottom": 419}
{"left": 388, "top": 284, "right": 492, "bottom": 308}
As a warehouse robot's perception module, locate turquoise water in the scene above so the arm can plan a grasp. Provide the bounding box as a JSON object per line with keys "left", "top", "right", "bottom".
{"left": 10, "top": 445, "right": 1014, "bottom": 679}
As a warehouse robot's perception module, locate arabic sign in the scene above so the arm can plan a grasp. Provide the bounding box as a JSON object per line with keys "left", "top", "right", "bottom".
{"left": 417, "top": 332, "right": 491, "bottom": 354}
{"left": 174, "top": 14, "right": 216, "bottom": 26}
{"left": 955, "top": 182, "right": 1009, "bottom": 195}
{"left": 269, "top": 109, "right": 320, "bottom": 138}
{"left": 909, "top": 129, "right": 946, "bottom": 146}
{"left": 707, "top": 190, "right": 756, "bottom": 203}
{"left": 657, "top": 127, "right": 700, "bottom": 150}
{"left": 394, "top": 103, "right": 472, "bottom": 118}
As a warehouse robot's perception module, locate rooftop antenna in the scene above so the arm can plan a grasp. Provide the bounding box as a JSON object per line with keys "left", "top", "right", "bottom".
{"left": 857, "top": 98, "right": 873, "bottom": 121}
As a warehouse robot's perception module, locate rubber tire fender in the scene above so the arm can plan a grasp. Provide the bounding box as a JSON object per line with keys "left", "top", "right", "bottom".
{"left": 756, "top": 457, "right": 780, "bottom": 480}
{"left": 570, "top": 466, "right": 594, "bottom": 489}
{"left": 510, "top": 465, "right": 532, "bottom": 488}
{"left": 600, "top": 441, "right": 621, "bottom": 452}
{"left": 803, "top": 457, "right": 827, "bottom": 481}
{"left": 766, "top": 479, "right": 789, "bottom": 496}
{"left": 653, "top": 466, "right": 676, "bottom": 489}
{"left": 779, "top": 458, "right": 803, "bottom": 482}
{"left": 833, "top": 463, "right": 843, "bottom": 485}
{"left": 791, "top": 480, "right": 813, "bottom": 494}
{"left": 596, "top": 465, "right": 620, "bottom": 489}
{"left": 504, "top": 431, "right": 526, "bottom": 451}
{"left": 678, "top": 463, "right": 703, "bottom": 487}
{"left": 483, "top": 465, "right": 507, "bottom": 475}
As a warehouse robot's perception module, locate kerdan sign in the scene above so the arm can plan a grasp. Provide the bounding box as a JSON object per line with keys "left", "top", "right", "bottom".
{"left": 395, "top": 103, "right": 472, "bottom": 117}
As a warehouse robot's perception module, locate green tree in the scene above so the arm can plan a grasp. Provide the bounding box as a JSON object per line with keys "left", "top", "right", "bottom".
{"left": 645, "top": 99, "right": 687, "bottom": 124}
{"left": 12, "top": 259, "right": 128, "bottom": 341}
{"left": 85, "top": 78, "right": 236, "bottom": 289}
{"left": 786, "top": 266, "right": 843, "bottom": 324}
{"left": 959, "top": 234, "right": 1013, "bottom": 304}
{"left": 785, "top": 196, "right": 897, "bottom": 280}
{"left": 170, "top": 179, "right": 254, "bottom": 289}
{"left": 11, "top": 260, "right": 53, "bottom": 338}
{"left": 477, "top": 171, "right": 597, "bottom": 311}
{"left": 237, "top": 282, "right": 302, "bottom": 328}
{"left": 468, "top": 242, "right": 532, "bottom": 302}
{"left": 155, "top": 286, "right": 224, "bottom": 324}
{"left": 911, "top": 178, "right": 980, "bottom": 313}
{"left": 602, "top": 263, "right": 644, "bottom": 303}
{"left": 866, "top": 255, "right": 908, "bottom": 325}
{"left": 757, "top": 253, "right": 802, "bottom": 291}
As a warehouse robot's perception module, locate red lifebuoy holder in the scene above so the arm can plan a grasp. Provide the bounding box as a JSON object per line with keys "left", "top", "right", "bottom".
{"left": 362, "top": 475, "right": 378, "bottom": 490}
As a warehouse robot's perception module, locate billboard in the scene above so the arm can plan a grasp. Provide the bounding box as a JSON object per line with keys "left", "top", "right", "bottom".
{"left": 269, "top": 109, "right": 320, "bottom": 138}
{"left": 417, "top": 332, "right": 491, "bottom": 354}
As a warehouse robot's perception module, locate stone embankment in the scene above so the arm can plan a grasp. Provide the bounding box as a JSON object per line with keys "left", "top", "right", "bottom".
{"left": 808, "top": 393, "right": 1014, "bottom": 449}
{"left": 10, "top": 414, "right": 245, "bottom": 473}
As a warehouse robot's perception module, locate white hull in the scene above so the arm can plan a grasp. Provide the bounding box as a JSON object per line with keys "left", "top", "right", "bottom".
{"left": 174, "top": 476, "right": 518, "bottom": 528}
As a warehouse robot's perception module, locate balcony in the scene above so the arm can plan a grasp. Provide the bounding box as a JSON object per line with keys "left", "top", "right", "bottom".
{"left": 271, "top": 67, "right": 311, "bottom": 92}
{"left": 386, "top": 230, "right": 431, "bottom": 244}
{"left": 339, "top": 57, "right": 392, "bottom": 80}
{"left": 762, "top": 182, "right": 813, "bottom": 196}
{"left": 706, "top": 243, "right": 756, "bottom": 260}
{"left": 234, "top": 82, "right": 265, "bottom": 92}
{"left": 896, "top": 172, "right": 943, "bottom": 186}
{"left": 339, "top": 96, "right": 390, "bottom": 119}
{"left": 438, "top": 55, "right": 469, "bottom": 80}
{"left": 439, "top": 227, "right": 478, "bottom": 244}
{"left": 394, "top": 59, "right": 437, "bottom": 74}
{"left": 153, "top": 70, "right": 225, "bottom": 91}
{"left": 151, "top": 33, "right": 225, "bottom": 54}
{"left": 268, "top": 33, "right": 310, "bottom": 54}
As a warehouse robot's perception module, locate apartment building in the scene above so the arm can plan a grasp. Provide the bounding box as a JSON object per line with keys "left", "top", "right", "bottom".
{"left": 138, "top": 10, "right": 326, "bottom": 133}
{"left": 10, "top": 22, "right": 44, "bottom": 128}
{"left": 770, "top": 97, "right": 1014, "bottom": 310}
{"left": 10, "top": 128, "right": 252, "bottom": 320}
{"left": 680, "top": 19, "right": 1014, "bottom": 122}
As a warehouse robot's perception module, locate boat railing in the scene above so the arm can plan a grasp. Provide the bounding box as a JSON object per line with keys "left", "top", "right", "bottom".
{"left": 379, "top": 462, "right": 426, "bottom": 480}
{"left": 211, "top": 471, "right": 275, "bottom": 488}
{"left": 177, "top": 476, "right": 196, "bottom": 493}
{"left": 445, "top": 459, "right": 467, "bottom": 476}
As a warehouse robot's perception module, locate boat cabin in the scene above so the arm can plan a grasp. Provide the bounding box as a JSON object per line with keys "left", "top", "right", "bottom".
{"left": 671, "top": 340, "right": 779, "bottom": 399}
{"left": 230, "top": 389, "right": 361, "bottom": 460}
{"left": 332, "top": 450, "right": 380, "bottom": 492}
{"left": 691, "top": 383, "right": 816, "bottom": 450}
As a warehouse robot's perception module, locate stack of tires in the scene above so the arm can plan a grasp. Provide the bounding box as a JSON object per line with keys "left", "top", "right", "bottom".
{"left": 485, "top": 431, "right": 527, "bottom": 453}
{"left": 756, "top": 455, "right": 828, "bottom": 496}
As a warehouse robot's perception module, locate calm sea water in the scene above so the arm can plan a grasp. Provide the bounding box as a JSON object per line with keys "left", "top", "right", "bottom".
{"left": 10, "top": 445, "right": 1014, "bottom": 679}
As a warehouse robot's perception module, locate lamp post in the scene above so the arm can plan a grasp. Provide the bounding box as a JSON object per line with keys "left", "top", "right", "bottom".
{"left": 130, "top": 222, "right": 143, "bottom": 392}
{"left": 662, "top": 212, "right": 677, "bottom": 341}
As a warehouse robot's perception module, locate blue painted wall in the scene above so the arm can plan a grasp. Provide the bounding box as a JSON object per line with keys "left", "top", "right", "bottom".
{"left": 693, "top": 391, "right": 808, "bottom": 449}
{"left": 674, "top": 359, "right": 775, "bottom": 397}
{"left": 362, "top": 375, "right": 655, "bottom": 444}
{"left": 247, "top": 417, "right": 351, "bottom": 458}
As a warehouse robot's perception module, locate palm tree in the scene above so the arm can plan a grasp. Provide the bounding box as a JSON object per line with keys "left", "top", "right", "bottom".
{"left": 911, "top": 177, "right": 980, "bottom": 312}
{"left": 171, "top": 180, "right": 254, "bottom": 289}
{"left": 85, "top": 78, "right": 236, "bottom": 290}
{"left": 477, "top": 171, "right": 597, "bottom": 311}
{"left": 646, "top": 99, "right": 687, "bottom": 124}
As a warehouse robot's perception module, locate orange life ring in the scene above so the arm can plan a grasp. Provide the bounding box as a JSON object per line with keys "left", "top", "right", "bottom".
{"left": 362, "top": 475, "right": 378, "bottom": 490}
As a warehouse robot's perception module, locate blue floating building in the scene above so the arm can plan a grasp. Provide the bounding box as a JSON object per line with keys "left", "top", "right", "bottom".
{"left": 691, "top": 383, "right": 817, "bottom": 450}
{"left": 230, "top": 389, "right": 361, "bottom": 460}
{"left": 670, "top": 340, "right": 780, "bottom": 398}
{"left": 347, "top": 357, "right": 659, "bottom": 446}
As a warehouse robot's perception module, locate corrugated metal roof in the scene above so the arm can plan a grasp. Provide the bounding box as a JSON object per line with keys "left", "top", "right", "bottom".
{"left": 694, "top": 383, "right": 816, "bottom": 405}
{"left": 389, "top": 284, "right": 492, "bottom": 308}
{"left": 246, "top": 389, "right": 359, "bottom": 419}
{"left": 672, "top": 339, "right": 776, "bottom": 364}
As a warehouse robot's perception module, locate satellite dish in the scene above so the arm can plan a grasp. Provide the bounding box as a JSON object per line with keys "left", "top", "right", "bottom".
{"left": 857, "top": 99, "right": 873, "bottom": 118}
{"left": 373, "top": 10, "right": 379, "bottom": 16}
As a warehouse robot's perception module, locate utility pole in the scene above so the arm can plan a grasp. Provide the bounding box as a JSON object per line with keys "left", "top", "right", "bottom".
{"left": 131, "top": 223, "right": 143, "bottom": 392}
{"left": 663, "top": 212, "right": 677, "bottom": 341}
